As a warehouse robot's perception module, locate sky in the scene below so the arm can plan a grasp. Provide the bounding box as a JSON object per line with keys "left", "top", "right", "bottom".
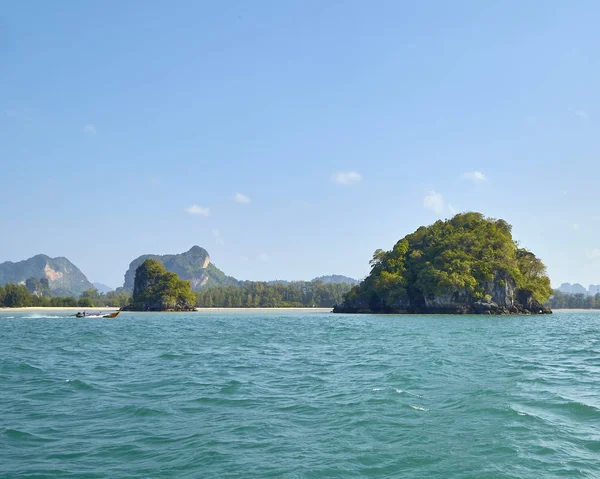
{"left": 1, "top": 1, "right": 599, "bottom": 288}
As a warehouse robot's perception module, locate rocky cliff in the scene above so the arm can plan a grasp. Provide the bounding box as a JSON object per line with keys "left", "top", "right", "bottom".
{"left": 333, "top": 213, "right": 553, "bottom": 315}
{"left": 123, "top": 246, "right": 239, "bottom": 291}
{"left": 129, "top": 259, "right": 196, "bottom": 311}
{"left": 0, "top": 254, "right": 93, "bottom": 296}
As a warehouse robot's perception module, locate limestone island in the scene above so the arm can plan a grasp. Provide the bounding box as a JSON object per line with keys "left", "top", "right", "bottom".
{"left": 333, "top": 213, "right": 552, "bottom": 315}
{"left": 124, "top": 259, "right": 197, "bottom": 312}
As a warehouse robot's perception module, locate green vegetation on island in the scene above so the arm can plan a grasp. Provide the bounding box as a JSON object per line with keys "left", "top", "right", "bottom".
{"left": 129, "top": 259, "right": 197, "bottom": 311}
{"left": 195, "top": 280, "right": 352, "bottom": 308}
{"left": 311, "top": 275, "right": 359, "bottom": 285}
{"left": 334, "top": 212, "right": 553, "bottom": 314}
{"left": 546, "top": 290, "right": 600, "bottom": 309}
{"left": 0, "top": 280, "right": 130, "bottom": 308}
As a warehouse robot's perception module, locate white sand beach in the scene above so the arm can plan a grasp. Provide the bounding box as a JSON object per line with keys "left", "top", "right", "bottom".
{"left": 0, "top": 307, "right": 333, "bottom": 312}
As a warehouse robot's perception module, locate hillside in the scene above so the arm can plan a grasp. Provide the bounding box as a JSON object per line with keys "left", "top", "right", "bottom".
{"left": 123, "top": 246, "right": 239, "bottom": 292}
{"left": 312, "top": 275, "right": 359, "bottom": 285}
{"left": 0, "top": 254, "right": 93, "bottom": 296}
{"left": 334, "top": 213, "right": 552, "bottom": 315}
{"left": 93, "top": 282, "right": 114, "bottom": 294}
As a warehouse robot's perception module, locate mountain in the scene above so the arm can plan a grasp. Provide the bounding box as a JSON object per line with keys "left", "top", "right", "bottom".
{"left": 312, "top": 275, "right": 359, "bottom": 285}
{"left": 93, "top": 282, "right": 114, "bottom": 294}
{"left": 0, "top": 254, "right": 93, "bottom": 296}
{"left": 123, "top": 246, "right": 239, "bottom": 291}
{"left": 589, "top": 285, "right": 600, "bottom": 296}
{"left": 557, "top": 283, "right": 600, "bottom": 296}
{"left": 334, "top": 212, "right": 552, "bottom": 315}
{"left": 557, "top": 283, "right": 587, "bottom": 295}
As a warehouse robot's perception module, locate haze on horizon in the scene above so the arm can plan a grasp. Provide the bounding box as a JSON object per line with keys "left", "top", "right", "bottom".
{"left": 2, "top": 1, "right": 599, "bottom": 288}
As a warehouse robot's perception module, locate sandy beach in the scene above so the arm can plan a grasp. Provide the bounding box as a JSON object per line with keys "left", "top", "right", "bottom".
{"left": 0, "top": 307, "right": 333, "bottom": 313}
{"left": 0, "top": 307, "right": 120, "bottom": 312}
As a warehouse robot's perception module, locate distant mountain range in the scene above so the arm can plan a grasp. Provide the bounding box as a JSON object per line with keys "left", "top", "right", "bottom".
{"left": 557, "top": 283, "right": 600, "bottom": 296}
{"left": 1, "top": 247, "right": 359, "bottom": 297}
{"left": 267, "top": 275, "right": 359, "bottom": 285}
{"left": 92, "top": 282, "right": 114, "bottom": 294}
{"left": 0, "top": 254, "right": 93, "bottom": 296}
{"left": 312, "top": 275, "right": 359, "bottom": 285}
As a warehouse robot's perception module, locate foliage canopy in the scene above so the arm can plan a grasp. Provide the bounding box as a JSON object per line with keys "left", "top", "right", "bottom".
{"left": 131, "top": 259, "right": 196, "bottom": 311}
{"left": 340, "top": 212, "right": 552, "bottom": 312}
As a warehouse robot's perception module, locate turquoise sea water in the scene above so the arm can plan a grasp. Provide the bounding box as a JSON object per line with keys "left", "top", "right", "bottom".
{"left": 1, "top": 310, "right": 599, "bottom": 478}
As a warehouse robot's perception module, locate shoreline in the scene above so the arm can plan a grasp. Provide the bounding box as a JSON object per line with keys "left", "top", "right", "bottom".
{"left": 551, "top": 308, "right": 599, "bottom": 312}
{"left": 0, "top": 307, "right": 333, "bottom": 312}
{"left": 0, "top": 307, "right": 119, "bottom": 312}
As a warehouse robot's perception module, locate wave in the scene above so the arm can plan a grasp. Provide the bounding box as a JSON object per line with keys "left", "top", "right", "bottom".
{"left": 3, "top": 428, "right": 52, "bottom": 442}
{"left": 64, "top": 379, "right": 95, "bottom": 391}
{"left": 15, "top": 362, "right": 43, "bottom": 373}
{"left": 554, "top": 400, "right": 600, "bottom": 419}
{"left": 159, "top": 353, "right": 184, "bottom": 360}
{"left": 409, "top": 405, "right": 428, "bottom": 411}
{"left": 118, "top": 405, "right": 169, "bottom": 417}
{"left": 396, "top": 388, "right": 424, "bottom": 398}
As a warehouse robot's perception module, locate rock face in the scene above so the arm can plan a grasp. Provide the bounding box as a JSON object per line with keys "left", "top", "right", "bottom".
{"left": 0, "top": 254, "right": 93, "bottom": 296}
{"left": 123, "top": 246, "right": 238, "bottom": 292}
{"left": 334, "top": 272, "right": 551, "bottom": 315}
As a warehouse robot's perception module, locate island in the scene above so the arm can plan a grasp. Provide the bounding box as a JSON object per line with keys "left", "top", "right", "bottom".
{"left": 333, "top": 212, "right": 552, "bottom": 315}
{"left": 126, "top": 259, "right": 197, "bottom": 311}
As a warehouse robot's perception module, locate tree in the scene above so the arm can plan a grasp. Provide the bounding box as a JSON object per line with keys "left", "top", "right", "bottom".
{"left": 3, "top": 283, "right": 31, "bottom": 307}
{"left": 78, "top": 297, "right": 94, "bottom": 307}
{"left": 80, "top": 288, "right": 101, "bottom": 307}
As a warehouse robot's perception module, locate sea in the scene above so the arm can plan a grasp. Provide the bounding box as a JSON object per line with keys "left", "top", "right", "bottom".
{"left": 1, "top": 310, "right": 599, "bottom": 478}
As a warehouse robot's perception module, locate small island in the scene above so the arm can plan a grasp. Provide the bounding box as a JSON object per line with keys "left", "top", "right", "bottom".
{"left": 126, "top": 259, "right": 197, "bottom": 311}
{"left": 334, "top": 213, "right": 553, "bottom": 315}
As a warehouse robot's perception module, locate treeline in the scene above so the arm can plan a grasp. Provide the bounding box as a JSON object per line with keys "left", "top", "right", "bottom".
{"left": 546, "top": 290, "right": 600, "bottom": 309}
{"left": 195, "top": 281, "right": 352, "bottom": 308}
{"left": 1, "top": 277, "right": 353, "bottom": 309}
{"left": 0, "top": 282, "right": 130, "bottom": 308}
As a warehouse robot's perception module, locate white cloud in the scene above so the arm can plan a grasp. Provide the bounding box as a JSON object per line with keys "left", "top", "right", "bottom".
{"left": 233, "top": 192, "right": 250, "bottom": 204}
{"left": 423, "top": 191, "right": 444, "bottom": 215}
{"left": 259, "top": 253, "right": 270, "bottom": 262}
{"left": 83, "top": 124, "right": 96, "bottom": 134}
{"left": 448, "top": 204, "right": 458, "bottom": 216}
{"left": 332, "top": 171, "right": 362, "bottom": 185}
{"left": 587, "top": 248, "right": 600, "bottom": 259}
{"left": 212, "top": 229, "right": 225, "bottom": 245}
{"left": 185, "top": 204, "right": 210, "bottom": 216}
{"left": 570, "top": 108, "right": 588, "bottom": 119}
{"left": 462, "top": 171, "right": 487, "bottom": 182}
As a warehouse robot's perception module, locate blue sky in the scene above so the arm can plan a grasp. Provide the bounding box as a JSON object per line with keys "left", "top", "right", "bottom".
{"left": 1, "top": 1, "right": 599, "bottom": 288}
